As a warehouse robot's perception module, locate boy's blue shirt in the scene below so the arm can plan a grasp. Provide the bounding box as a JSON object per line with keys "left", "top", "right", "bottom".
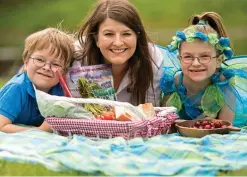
{"left": 0, "top": 72, "right": 64, "bottom": 126}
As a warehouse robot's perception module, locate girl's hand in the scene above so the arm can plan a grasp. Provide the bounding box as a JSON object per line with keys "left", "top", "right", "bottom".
{"left": 202, "top": 116, "right": 217, "bottom": 121}
{"left": 196, "top": 113, "right": 217, "bottom": 120}
{"left": 218, "top": 105, "right": 234, "bottom": 123}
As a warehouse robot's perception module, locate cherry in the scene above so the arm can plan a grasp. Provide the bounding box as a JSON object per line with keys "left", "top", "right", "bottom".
{"left": 204, "top": 125, "right": 211, "bottom": 129}
{"left": 214, "top": 122, "right": 222, "bottom": 128}
{"left": 192, "top": 120, "right": 228, "bottom": 130}
{"left": 202, "top": 121, "right": 208, "bottom": 126}
{"left": 195, "top": 121, "right": 201, "bottom": 127}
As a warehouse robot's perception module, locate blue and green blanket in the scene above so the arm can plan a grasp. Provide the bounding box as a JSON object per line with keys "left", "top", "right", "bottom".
{"left": 1, "top": 128, "right": 247, "bottom": 176}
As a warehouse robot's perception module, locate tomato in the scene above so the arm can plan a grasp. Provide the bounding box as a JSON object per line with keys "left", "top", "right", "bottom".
{"left": 101, "top": 114, "right": 114, "bottom": 120}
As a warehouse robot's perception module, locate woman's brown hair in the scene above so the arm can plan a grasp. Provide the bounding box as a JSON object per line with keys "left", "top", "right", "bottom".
{"left": 77, "top": 0, "right": 155, "bottom": 105}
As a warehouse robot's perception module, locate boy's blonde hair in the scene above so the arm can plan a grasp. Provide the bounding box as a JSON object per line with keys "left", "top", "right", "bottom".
{"left": 22, "top": 27, "right": 75, "bottom": 71}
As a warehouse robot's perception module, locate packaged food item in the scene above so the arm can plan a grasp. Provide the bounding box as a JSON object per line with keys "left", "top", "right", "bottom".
{"left": 36, "top": 89, "right": 146, "bottom": 121}
{"left": 137, "top": 103, "right": 155, "bottom": 118}
{"left": 67, "top": 64, "right": 116, "bottom": 100}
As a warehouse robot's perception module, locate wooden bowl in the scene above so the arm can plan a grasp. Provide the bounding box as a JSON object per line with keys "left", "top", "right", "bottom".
{"left": 175, "top": 119, "right": 241, "bottom": 138}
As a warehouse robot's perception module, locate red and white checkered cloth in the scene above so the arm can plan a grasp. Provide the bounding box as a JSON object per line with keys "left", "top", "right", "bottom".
{"left": 45, "top": 113, "right": 178, "bottom": 139}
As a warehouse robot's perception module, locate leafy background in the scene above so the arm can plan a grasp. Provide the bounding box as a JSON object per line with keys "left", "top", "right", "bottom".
{"left": 0, "top": 0, "right": 247, "bottom": 84}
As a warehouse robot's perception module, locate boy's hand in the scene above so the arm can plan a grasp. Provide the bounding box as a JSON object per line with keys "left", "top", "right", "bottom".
{"left": 38, "top": 121, "right": 53, "bottom": 133}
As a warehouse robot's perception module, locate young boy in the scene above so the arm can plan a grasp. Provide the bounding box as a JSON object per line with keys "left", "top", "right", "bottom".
{"left": 0, "top": 27, "right": 75, "bottom": 133}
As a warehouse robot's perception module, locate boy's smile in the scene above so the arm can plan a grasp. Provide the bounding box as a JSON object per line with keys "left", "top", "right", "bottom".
{"left": 36, "top": 71, "right": 53, "bottom": 78}
{"left": 24, "top": 46, "right": 64, "bottom": 93}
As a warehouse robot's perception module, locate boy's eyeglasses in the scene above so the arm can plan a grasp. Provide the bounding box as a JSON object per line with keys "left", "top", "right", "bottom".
{"left": 30, "top": 57, "right": 63, "bottom": 72}
{"left": 180, "top": 55, "right": 217, "bottom": 64}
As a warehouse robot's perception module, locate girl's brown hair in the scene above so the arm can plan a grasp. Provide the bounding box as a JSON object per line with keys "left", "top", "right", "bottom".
{"left": 187, "top": 12, "right": 234, "bottom": 51}
{"left": 77, "top": 0, "right": 155, "bottom": 105}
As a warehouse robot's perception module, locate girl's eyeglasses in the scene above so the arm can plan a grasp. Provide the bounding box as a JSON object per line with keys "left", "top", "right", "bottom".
{"left": 180, "top": 55, "right": 217, "bottom": 64}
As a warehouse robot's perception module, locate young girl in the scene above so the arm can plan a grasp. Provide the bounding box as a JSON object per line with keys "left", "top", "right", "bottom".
{"left": 160, "top": 12, "right": 247, "bottom": 127}
{"left": 0, "top": 27, "right": 75, "bottom": 133}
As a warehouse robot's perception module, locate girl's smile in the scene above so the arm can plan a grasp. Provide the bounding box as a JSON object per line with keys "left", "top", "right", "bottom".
{"left": 179, "top": 40, "right": 221, "bottom": 83}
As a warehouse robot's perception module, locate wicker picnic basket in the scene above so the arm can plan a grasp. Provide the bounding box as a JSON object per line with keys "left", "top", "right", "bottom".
{"left": 45, "top": 112, "right": 178, "bottom": 139}
{"left": 36, "top": 89, "right": 178, "bottom": 139}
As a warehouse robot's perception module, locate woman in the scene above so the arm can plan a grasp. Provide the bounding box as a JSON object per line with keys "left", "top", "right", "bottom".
{"left": 67, "top": 0, "right": 167, "bottom": 106}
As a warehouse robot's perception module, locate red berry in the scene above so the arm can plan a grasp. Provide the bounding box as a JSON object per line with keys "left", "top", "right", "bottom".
{"left": 195, "top": 121, "right": 201, "bottom": 126}
{"left": 199, "top": 126, "right": 204, "bottom": 129}
{"left": 202, "top": 121, "right": 209, "bottom": 126}
{"left": 214, "top": 122, "right": 222, "bottom": 128}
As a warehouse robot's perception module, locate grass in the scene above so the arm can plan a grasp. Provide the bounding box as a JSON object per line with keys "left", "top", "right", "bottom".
{"left": 0, "top": 78, "right": 7, "bottom": 88}
{"left": 0, "top": 159, "right": 86, "bottom": 176}
{"left": 0, "top": 158, "right": 247, "bottom": 176}
{"left": 0, "top": 0, "right": 246, "bottom": 54}
{"left": 217, "top": 168, "right": 247, "bottom": 176}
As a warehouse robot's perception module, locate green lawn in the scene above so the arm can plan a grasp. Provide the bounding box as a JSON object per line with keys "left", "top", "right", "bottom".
{"left": 0, "top": 78, "right": 6, "bottom": 88}
{"left": 0, "top": 160, "right": 87, "bottom": 176}
{"left": 0, "top": 158, "right": 247, "bottom": 176}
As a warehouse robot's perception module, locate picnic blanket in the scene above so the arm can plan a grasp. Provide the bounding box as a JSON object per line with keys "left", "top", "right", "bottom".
{"left": 1, "top": 128, "right": 247, "bottom": 176}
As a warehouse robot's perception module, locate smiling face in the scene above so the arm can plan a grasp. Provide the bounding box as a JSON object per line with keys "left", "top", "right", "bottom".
{"left": 24, "top": 46, "right": 64, "bottom": 93}
{"left": 96, "top": 18, "right": 137, "bottom": 67}
{"left": 179, "top": 40, "right": 222, "bottom": 83}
